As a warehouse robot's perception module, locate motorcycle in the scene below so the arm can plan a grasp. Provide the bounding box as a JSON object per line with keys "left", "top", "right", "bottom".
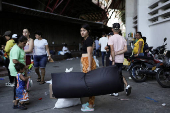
{"left": 156, "top": 50, "right": 170, "bottom": 88}
{"left": 128, "top": 38, "right": 167, "bottom": 82}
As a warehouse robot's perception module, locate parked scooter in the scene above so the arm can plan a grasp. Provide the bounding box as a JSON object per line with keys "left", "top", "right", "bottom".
{"left": 128, "top": 38, "right": 167, "bottom": 82}
{"left": 156, "top": 50, "right": 170, "bottom": 88}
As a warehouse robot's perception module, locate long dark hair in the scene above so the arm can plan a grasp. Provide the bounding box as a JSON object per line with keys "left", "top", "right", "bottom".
{"left": 136, "top": 32, "right": 142, "bottom": 38}
{"left": 23, "top": 28, "right": 32, "bottom": 38}
{"left": 81, "top": 24, "right": 91, "bottom": 35}
{"left": 142, "top": 37, "right": 146, "bottom": 43}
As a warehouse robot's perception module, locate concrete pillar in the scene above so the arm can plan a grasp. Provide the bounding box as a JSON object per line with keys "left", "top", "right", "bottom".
{"left": 125, "top": 0, "right": 136, "bottom": 38}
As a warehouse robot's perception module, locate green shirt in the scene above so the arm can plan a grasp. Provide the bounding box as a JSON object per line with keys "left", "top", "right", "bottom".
{"left": 9, "top": 44, "right": 25, "bottom": 77}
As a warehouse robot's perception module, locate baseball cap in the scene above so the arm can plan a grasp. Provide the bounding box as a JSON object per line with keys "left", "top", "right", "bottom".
{"left": 113, "top": 23, "right": 120, "bottom": 30}
{"left": 108, "top": 32, "right": 113, "bottom": 36}
{"left": 12, "top": 34, "right": 18, "bottom": 39}
{"left": 3, "top": 31, "right": 11, "bottom": 37}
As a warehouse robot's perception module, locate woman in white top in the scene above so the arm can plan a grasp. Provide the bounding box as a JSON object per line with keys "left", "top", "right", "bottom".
{"left": 34, "top": 31, "right": 51, "bottom": 84}
{"left": 23, "top": 28, "right": 34, "bottom": 65}
{"left": 62, "top": 44, "right": 72, "bottom": 59}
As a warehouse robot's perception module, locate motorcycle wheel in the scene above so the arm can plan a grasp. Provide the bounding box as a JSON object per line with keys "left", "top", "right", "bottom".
{"left": 130, "top": 64, "right": 147, "bottom": 82}
{"left": 156, "top": 69, "right": 170, "bottom": 88}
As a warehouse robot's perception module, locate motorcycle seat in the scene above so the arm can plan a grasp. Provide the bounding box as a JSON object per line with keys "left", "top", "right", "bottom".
{"left": 130, "top": 56, "right": 154, "bottom": 60}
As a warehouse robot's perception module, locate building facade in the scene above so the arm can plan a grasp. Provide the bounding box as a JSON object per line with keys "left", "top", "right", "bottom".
{"left": 126, "top": 0, "right": 170, "bottom": 49}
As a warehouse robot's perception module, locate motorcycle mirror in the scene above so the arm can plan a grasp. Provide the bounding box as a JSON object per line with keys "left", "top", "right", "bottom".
{"left": 164, "top": 37, "right": 167, "bottom": 42}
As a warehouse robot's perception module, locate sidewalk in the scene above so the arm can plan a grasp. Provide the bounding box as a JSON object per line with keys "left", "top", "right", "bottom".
{"left": 0, "top": 57, "right": 170, "bottom": 113}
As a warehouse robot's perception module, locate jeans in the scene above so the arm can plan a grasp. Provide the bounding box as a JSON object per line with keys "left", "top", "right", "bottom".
{"left": 101, "top": 52, "right": 106, "bottom": 66}
{"left": 34, "top": 55, "right": 47, "bottom": 68}
{"left": 138, "top": 53, "right": 144, "bottom": 56}
{"left": 94, "top": 49, "right": 100, "bottom": 57}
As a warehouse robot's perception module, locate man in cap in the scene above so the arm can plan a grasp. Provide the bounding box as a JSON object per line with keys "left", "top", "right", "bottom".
{"left": 3, "top": 31, "right": 18, "bottom": 87}
{"left": 108, "top": 23, "right": 132, "bottom": 96}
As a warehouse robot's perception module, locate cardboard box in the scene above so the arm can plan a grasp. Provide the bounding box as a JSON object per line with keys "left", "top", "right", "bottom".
{"left": 49, "top": 84, "right": 57, "bottom": 99}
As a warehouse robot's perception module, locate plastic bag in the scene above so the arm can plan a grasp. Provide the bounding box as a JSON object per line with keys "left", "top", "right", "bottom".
{"left": 93, "top": 56, "right": 99, "bottom": 67}
{"left": 54, "top": 98, "right": 81, "bottom": 108}
{"left": 27, "top": 78, "right": 33, "bottom": 90}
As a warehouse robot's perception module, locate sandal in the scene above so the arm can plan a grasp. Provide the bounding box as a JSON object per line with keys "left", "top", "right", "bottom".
{"left": 39, "top": 81, "right": 46, "bottom": 85}
{"left": 37, "top": 77, "right": 41, "bottom": 82}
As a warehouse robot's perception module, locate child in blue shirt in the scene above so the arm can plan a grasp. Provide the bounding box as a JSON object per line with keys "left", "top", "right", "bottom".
{"left": 14, "top": 63, "right": 30, "bottom": 110}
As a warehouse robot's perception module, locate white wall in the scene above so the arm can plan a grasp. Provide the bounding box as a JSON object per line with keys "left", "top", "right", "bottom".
{"left": 137, "top": 0, "right": 151, "bottom": 44}
{"left": 126, "top": 0, "right": 170, "bottom": 50}
{"left": 137, "top": 0, "right": 163, "bottom": 49}
{"left": 150, "top": 21, "right": 170, "bottom": 50}
{"left": 125, "top": 0, "right": 135, "bottom": 37}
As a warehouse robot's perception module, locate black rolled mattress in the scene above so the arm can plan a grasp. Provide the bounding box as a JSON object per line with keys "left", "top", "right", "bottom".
{"left": 51, "top": 65, "right": 124, "bottom": 98}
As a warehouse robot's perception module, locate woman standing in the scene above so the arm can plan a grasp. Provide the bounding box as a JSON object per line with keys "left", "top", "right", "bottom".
{"left": 23, "top": 28, "right": 34, "bottom": 65}
{"left": 4, "top": 31, "right": 17, "bottom": 86}
{"left": 8, "top": 36, "right": 27, "bottom": 109}
{"left": 133, "top": 32, "right": 144, "bottom": 57}
{"left": 34, "top": 31, "right": 51, "bottom": 84}
{"left": 80, "top": 24, "right": 96, "bottom": 112}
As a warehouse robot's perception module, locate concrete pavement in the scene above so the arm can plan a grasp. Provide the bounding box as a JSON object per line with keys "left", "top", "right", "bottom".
{"left": 0, "top": 57, "right": 170, "bottom": 113}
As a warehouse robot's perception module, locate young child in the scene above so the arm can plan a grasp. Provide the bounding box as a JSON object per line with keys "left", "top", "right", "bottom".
{"left": 14, "top": 63, "right": 30, "bottom": 110}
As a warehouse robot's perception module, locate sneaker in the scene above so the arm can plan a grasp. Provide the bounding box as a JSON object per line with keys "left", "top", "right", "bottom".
{"left": 81, "top": 106, "right": 94, "bottom": 112}
{"left": 5, "top": 82, "right": 15, "bottom": 87}
{"left": 13, "top": 105, "right": 19, "bottom": 109}
{"left": 82, "top": 102, "right": 89, "bottom": 108}
{"left": 82, "top": 102, "right": 95, "bottom": 108}
{"left": 126, "top": 85, "right": 132, "bottom": 96}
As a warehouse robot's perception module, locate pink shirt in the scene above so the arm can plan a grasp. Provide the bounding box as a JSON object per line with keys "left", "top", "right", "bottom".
{"left": 108, "top": 34, "right": 127, "bottom": 63}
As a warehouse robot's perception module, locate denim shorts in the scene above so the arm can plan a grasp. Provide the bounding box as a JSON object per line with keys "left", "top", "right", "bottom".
{"left": 33, "top": 55, "right": 47, "bottom": 68}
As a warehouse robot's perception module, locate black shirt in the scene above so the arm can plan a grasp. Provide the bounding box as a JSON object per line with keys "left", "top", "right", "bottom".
{"left": 82, "top": 37, "right": 93, "bottom": 54}
{"left": 106, "top": 44, "right": 110, "bottom": 57}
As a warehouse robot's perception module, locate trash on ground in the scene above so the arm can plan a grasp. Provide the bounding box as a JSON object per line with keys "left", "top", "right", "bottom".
{"left": 45, "top": 92, "right": 48, "bottom": 95}
{"left": 145, "top": 97, "right": 158, "bottom": 102}
{"left": 46, "top": 79, "right": 52, "bottom": 84}
{"left": 0, "top": 78, "right": 4, "bottom": 80}
{"left": 118, "top": 98, "right": 129, "bottom": 101}
{"left": 129, "top": 77, "right": 132, "bottom": 79}
{"left": 38, "top": 98, "right": 42, "bottom": 100}
{"left": 65, "top": 67, "right": 73, "bottom": 73}
{"left": 53, "top": 98, "right": 81, "bottom": 109}
{"left": 162, "top": 103, "right": 166, "bottom": 106}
